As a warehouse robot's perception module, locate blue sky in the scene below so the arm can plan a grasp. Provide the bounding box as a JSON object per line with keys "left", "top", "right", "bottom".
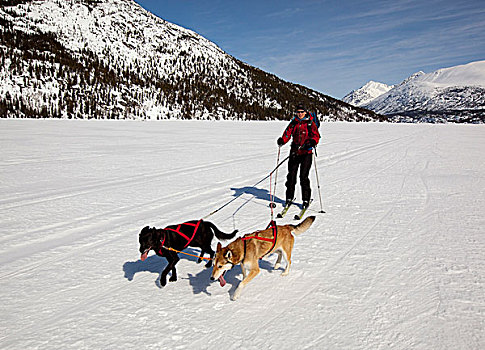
{"left": 134, "top": 0, "right": 485, "bottom": 98}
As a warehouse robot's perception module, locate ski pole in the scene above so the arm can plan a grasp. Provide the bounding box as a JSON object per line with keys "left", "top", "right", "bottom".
{"left": 313, "top": 152, "right": 325, "bottom": 213}
{"left": 269, "top": 147, "right": 281, "bottom": 210}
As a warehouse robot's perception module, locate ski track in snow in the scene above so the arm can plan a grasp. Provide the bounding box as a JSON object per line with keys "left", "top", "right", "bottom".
{"left": 0, "top": 152, "right": 269, "bottom": 210}
{"left": 1, "top": 120, "right": 484, "bottom": 350}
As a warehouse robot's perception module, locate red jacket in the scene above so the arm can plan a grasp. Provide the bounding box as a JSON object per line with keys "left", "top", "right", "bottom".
{"left": 280, "top": 114, "right": 320, "bottom": 155}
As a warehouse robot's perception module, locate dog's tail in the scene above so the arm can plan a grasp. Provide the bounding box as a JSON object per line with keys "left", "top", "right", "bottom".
{"left": 206, "top": 221, "right": 238, "bottom": 240}
{"left": 290, "top": 216, "right": 315, "bottom": 236}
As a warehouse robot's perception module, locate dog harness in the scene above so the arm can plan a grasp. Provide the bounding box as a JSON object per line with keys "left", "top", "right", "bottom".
{"left": 158, "top": 220, "right": 202, "bottom": 255}
{"left": 242, "top": 220, "right": 278, "bottom": 258}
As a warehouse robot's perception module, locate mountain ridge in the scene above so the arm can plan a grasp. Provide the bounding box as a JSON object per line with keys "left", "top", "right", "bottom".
{"left": 342, "top": 81, "right": 394, "bottom": 107}
{"left": 0, "top": 0, "right": 383, "bottom": 121}
{"left": 344, "top": 61, "right": 485, "bottom": 123}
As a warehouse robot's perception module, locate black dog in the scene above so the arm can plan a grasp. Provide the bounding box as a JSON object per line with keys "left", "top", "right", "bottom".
{"left": 139, "top": 220, "right": 237, "bottom": 286}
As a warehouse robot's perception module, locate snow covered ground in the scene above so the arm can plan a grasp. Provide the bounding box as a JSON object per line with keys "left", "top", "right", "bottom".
{"left": 1, "top": 120, "right": 484, "bottom": 349}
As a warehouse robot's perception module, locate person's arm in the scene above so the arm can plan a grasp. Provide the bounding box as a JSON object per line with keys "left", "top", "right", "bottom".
{"left": 280, "top": 122, "right": 295, "bottom": 144}
{"left": 310, "top": 121, "right": 320, "bottom": 146}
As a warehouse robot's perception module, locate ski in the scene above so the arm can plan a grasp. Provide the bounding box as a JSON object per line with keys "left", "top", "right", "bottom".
{"left": 294, "top": 200, "right": 313, "bottom": 220}
{"left": 276, "top": 199, "right": 294, "bottom": 218}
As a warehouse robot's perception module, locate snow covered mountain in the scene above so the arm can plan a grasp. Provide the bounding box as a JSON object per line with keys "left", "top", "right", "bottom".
{"left": 346, "top": 61, "right": 485, "bottom": 123}
{"left": 342, "top": 81, "right": 394, "bottom": 107}
{"left": 0, "top": 0, "right": 382, "bottom": 121}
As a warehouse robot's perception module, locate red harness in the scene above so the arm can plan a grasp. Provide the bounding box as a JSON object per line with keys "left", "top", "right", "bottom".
{"left": 158, "top": 220, "right": 202, "bottom": 255}
{"left": 242, "top": 220, "right": 278, "bottom": 258}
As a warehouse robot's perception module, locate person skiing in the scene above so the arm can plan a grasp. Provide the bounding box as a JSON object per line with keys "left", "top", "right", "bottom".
{"left": 277, "top": 103, "right": 320, "bottom": 211}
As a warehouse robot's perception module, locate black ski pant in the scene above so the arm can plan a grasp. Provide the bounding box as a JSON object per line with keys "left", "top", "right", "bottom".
{"left": 285, "top": 152, "right": 312, "bottom": 203}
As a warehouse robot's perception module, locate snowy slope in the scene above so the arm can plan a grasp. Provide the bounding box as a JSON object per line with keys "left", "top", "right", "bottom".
{"left": 1, "top": 120, "right": 484, "bottom": 349}
{"left": 13, "top": 0, "right": 227, "bottom": 74}
{"left": 364, "top": 61, "right": 485, "bottom": 120}
{"left": 342, "top": 81, "right": 394, "bottom": 107}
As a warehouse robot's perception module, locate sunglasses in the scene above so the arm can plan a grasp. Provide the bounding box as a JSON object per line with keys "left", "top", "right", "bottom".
{"left": 296, "top": 110, "right": 305, "bottom": 114}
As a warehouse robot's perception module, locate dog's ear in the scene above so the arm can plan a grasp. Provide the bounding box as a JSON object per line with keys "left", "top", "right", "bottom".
{"left": 224, "top": 250, "right": 232, "bottom": 260}
{"left": 217, "top": 242, "right": 222, "bottom": 252}
{"left": 152, "top": 229, "right": 163, "bottom": 240}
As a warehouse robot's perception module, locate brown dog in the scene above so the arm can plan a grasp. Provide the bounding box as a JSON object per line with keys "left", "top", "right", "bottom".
{"left": 211, "top": 216, "right": 315, "bottom": 300}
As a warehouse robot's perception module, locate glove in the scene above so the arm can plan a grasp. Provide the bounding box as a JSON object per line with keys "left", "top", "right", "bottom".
{"left": 277, "top": 137, "right": 284, "bottom": 147}
{"left": 303, "top": 139, "right": 316, "bottom": 148}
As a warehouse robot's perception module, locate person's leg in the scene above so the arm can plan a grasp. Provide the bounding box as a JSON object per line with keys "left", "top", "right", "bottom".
{"left": 285, "top": 154, "right": 300, "bottom": 202}
{"left": 299, "top": 153, "right": 313, "bottom": 204}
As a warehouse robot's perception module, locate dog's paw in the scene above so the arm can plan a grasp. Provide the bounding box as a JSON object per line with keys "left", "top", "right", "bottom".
{"left": 205, "top": 261, "right": 213, "bottom": 268}
{"left": 274, "top": 263, "right": 281, "bottom": 270}
{"left": 281, "top": 271, "right": 289, "bottom": 277}
{"left": 160, "top": 278, "right": 167, "bottom": 287}
{"left": 169, "top": 275, "right": 177, "bottom": 282}
{"left": 231, "top": 286, "right": 243, "bottom": 301}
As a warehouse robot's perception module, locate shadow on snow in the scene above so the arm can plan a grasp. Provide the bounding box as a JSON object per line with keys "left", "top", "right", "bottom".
{"left": 230, "top": 186, "right": 285, "bottom": 205}
{"left": 123, "top": 247, "right": 283, "bottom": 296}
